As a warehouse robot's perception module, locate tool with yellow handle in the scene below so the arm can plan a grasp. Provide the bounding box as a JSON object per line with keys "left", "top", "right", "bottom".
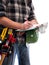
{"left": 0, "top": 28, "right": 8, "bottom": 41}
{"left": 0, "top": 28, "right": 13, "bottom": 43}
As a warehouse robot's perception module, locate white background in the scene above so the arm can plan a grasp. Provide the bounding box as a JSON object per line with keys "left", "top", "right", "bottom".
{"left": 14, "top": 0, "right": 49, "bottom": 65}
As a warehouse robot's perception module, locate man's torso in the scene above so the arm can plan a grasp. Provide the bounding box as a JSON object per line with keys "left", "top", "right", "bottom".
{"left": 6, "top": 0, "right": 30, "bottom": 22}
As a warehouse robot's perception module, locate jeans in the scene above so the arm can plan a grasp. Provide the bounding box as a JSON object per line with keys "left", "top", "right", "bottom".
{"left": 2, "top": 42, "right": 30, "bottom": 65}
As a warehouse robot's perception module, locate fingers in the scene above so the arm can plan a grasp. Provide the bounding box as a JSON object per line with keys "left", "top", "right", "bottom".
{"left": 31, "top": 19, "right": 38, "bottom": 25}
{"left": 23, "top": 21, "right": 33, "bottom": 29}
{"left": 22, "top": 20, "right": 38, "bottom": 30}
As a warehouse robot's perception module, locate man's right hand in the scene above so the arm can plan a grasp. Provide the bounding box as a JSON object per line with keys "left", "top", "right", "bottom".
{"left": 22, "top": 20, "right": 33, "bottom": 30}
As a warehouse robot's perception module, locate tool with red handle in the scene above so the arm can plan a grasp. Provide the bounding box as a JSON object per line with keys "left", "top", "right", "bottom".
{"left": 2, "top": 34, "right": 16, "bottom": 48}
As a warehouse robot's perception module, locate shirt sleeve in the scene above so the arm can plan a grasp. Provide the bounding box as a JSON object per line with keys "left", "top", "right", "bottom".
{"left": 0, "top": 0, "right": 7, "bottom": 17}
{"left": 28, "top": 1, "right": 35, "bottom": 21}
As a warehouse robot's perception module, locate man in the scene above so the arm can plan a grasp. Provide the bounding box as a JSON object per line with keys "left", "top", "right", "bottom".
{"left": 0, "top": 0, "right": 38, "bottom": 65}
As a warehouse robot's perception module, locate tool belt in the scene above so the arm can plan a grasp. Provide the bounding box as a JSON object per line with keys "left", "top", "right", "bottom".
{"left": 0, "top": 26, "right": 16, "bottom": 65}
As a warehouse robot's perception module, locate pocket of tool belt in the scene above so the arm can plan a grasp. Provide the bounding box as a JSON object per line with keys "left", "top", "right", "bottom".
{"left": 26, "top": 28, "right": 39, "bottom": 43}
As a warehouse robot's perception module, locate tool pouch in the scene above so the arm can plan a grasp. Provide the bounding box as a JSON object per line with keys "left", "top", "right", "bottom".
{"left": 26, "top": 28, "right": 39, "bottom": 43}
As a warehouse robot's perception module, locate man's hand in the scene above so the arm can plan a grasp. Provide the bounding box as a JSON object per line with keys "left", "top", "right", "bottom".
{"left": 22, "top": 20, "right": 33, "bottom": 30}
{"left": 21, "top": 19, "right": 38, "bottom": 30}
{"left": 16, "top": 20, "right": 33, "bottom": 36}
{"left": 30, "top": 19, "right": 38, "bottom": 25}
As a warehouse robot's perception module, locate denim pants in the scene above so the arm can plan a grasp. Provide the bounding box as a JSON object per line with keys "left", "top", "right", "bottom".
{"left": 2, "top": 42, "right": 30, "bottom": 65}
